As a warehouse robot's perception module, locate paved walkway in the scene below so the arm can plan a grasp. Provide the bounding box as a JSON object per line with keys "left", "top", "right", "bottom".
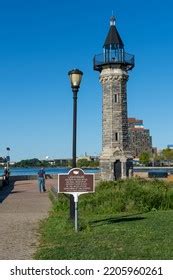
{"left": 0, "top": 179, "right": 56, "bottom": 260}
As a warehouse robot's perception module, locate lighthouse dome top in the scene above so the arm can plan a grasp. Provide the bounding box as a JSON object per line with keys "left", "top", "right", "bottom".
{"left": 103, "top": 15, "right": 124, "bottom": 49}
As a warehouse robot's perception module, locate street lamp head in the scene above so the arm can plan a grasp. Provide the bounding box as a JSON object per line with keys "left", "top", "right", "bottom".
{"left": 68, "top": 69, "right": 83, "bottom": 89}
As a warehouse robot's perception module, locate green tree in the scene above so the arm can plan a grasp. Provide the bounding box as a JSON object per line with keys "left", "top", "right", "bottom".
{"left": 139, "top": 152, "right": 151, "bottom": 166}
{"left": 15, "top": 158, "right": 42, "bottom": 167}
{"left": 161, "top": 148, "right": 173, "bottom": 161}
{"left": 77, "top": 158, "right": 90, "bottom": 168}
{"left": 89, "top": 160, "right": 99, "bottom": 167}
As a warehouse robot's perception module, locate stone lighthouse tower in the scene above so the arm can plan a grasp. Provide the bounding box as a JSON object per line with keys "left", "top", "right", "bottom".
{"left": 94, "top": 16, "right": 135, "bottom": 180}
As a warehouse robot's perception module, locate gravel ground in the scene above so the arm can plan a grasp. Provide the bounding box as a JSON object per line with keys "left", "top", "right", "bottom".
{"left": 0, "top": 179, "right": 57, "bottom": 260}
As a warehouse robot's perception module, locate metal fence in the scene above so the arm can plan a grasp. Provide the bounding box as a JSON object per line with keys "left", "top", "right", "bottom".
{"left": 93, "top": 51, "right": 135, "bottom": 71}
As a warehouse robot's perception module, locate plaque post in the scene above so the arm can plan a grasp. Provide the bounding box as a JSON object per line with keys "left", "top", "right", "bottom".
{"left": 73, "top": 193, "right": 78, "bottom": 232}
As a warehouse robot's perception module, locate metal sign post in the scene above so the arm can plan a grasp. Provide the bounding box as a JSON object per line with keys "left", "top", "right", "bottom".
{"left": 58, "top": 168, "right": 95, "bottom": 232}
{"left": 75, "top": 196, "right": 78, "bottom": 232}
{"left": 73, "top": 193, "right": 78, "bottom": 232}
{"left": 70, "top": 192, "right": 88, "bottom": 232}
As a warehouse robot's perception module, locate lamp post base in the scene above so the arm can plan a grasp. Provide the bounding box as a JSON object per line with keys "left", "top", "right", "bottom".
{"left": 70, "top": 194, "right": 75, "bottom": 220}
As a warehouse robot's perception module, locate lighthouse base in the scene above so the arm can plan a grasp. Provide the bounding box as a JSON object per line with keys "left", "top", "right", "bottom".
{"left": 100, "top": 150, "right": 133, "bottom": 181}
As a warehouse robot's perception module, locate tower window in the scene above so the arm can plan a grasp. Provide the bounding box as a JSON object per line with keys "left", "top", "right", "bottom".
{"left": 115, "top": 132, "right": 119, "bottom": 141}
{"left": 114, "top": 94, "right": 118, "bottom": 103}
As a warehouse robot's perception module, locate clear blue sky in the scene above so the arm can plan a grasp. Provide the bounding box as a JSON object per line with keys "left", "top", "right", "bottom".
{"left": 0, "top": 0, "right": 173, "bottom": 161}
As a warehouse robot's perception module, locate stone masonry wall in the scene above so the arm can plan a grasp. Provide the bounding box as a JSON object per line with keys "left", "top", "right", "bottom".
{"left": 100, "top": 67, "right": 129, "bottom": 156}
{"left": 99, "top": 67, "right": 132, "bottom": 181}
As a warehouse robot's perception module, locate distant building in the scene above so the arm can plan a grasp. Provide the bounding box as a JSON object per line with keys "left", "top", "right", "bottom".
{"left": 77, "top": 155, "right": 99, "bottom": 162}
{"left": 152, "top": 147, "right": 157, "bottom": 155}
{"left": 128, "top": 118, "right": 152, "bottom": 158}
{"left": 167, "top": 144, "right": 173, "bottom": 149}
{"left": 46, "top": 158, "right": 71, "bottom": 166}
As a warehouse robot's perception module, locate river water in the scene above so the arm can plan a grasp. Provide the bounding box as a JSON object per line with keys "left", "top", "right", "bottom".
{"left": 0, "top": 167, "right": 173, "bottom": 177}
{"left": 0, "top": 167, "right": 100, "bottom": 176}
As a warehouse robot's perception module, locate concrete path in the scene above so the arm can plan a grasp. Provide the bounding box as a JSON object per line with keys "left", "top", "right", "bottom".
{"left": 0, "top": 179, "right": 56, "bottom": 260}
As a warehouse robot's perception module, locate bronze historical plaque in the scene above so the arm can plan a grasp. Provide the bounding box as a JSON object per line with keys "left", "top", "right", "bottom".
{"left": 58, "top": 168, "right": 95, "bottom": 193}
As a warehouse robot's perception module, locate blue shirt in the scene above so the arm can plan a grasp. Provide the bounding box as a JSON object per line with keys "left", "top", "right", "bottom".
{"left": 38, "top": 169, "right": 45, "bottom": 178}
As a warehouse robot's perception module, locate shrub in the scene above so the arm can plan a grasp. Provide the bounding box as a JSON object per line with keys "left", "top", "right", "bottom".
{"left": 80, "top": 179, "right": 173, "bottom": 214}
{"left": 53, "top": 179, "right": 173, "bottom": 216}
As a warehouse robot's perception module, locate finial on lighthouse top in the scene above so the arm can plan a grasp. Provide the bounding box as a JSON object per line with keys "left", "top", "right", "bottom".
{"left": 110, "top": 15, "right": 116, "bottom": 26}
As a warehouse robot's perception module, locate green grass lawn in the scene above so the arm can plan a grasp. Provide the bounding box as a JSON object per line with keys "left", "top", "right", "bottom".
{"left": 34, "top": 179, "right": 173, "bottom": 260}
{"left": 35, "top": 210, "right": 173, "bottom": 260}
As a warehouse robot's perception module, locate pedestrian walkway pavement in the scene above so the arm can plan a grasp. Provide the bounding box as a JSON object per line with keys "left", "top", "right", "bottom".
{"left": 0, "top": 178, "right": 57, "bottom": 260}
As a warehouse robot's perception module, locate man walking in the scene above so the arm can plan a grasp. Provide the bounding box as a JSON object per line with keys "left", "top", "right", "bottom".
{"left": 3, "top": 167, "right": 10, "bottom": 186}
{"left": 37, "top": 167, "right": 46, "bottom": 192}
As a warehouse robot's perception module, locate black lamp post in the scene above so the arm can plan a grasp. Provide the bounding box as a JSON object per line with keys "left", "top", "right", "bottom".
{"left": 68, "top": 69, "right": 83, "bottom": 219}
{"left": 6, "top": 147, "right": 10, "bottom": 169}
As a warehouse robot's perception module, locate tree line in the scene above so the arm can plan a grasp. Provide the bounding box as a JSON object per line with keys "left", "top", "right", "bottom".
{"left": 139, "top": 148, "right": 173, "bottom": 166}
{"left": 13, "top": 158, "right": 99, "bottom": 168}
{"left": 9, "top": 148, "right": 173, "bottom": 168}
